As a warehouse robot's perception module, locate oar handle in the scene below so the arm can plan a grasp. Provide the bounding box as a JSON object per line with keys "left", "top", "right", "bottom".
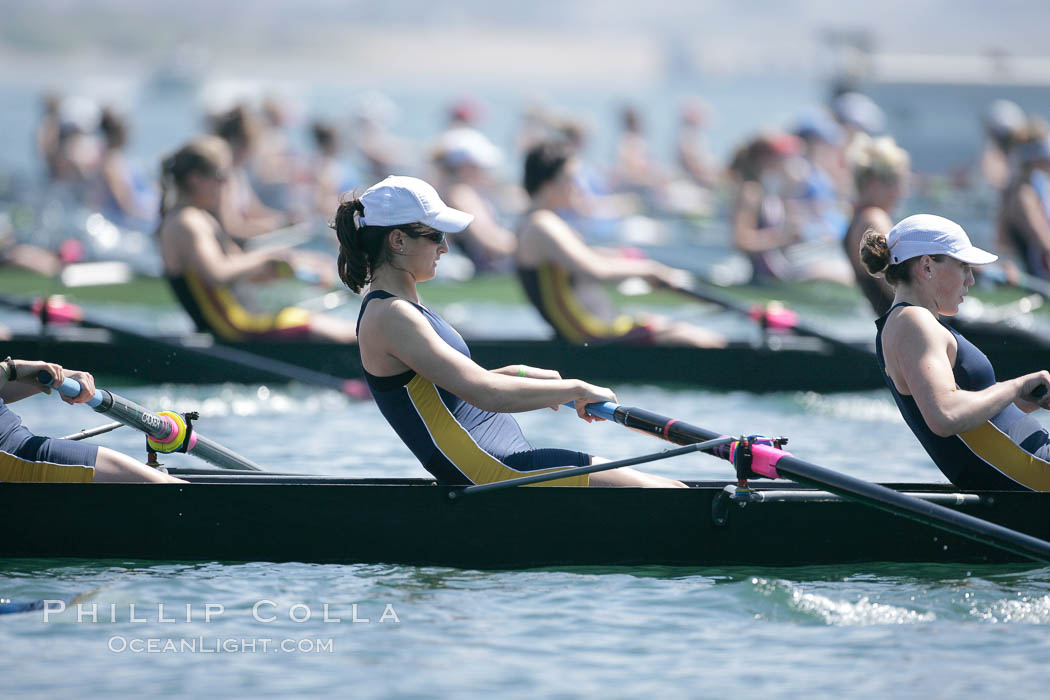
{"left": 37, "top": 370, "right": 180, "bottom": 445}
{"left": 37, "top": 370, "right": 261, "bottom": 469}
{"left": 37, "top": 371, "right": 104, "bottom": 409}
{"left": 559, "top": 401, "right": 618, "bottom": 420}
{"left": 582, "top": 401, "right": 617, "bottom": 420}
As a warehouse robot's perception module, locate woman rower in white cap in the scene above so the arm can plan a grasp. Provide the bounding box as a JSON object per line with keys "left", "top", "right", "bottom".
{"left": 335, "top": 175, "right": 684, "bottom": 488}
{"left": 861, "top": 214, "right": 1050, "bottom": 490}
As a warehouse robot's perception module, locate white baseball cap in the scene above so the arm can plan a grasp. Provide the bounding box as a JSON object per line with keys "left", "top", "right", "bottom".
{"left": 887, "top": 214, "right": 998, "bottom": 266}
{"left": 437, "top": 127, "right": 503, "bottom": 169}
{"left": 359, "top": 176, "right": 474, "bottom": 233}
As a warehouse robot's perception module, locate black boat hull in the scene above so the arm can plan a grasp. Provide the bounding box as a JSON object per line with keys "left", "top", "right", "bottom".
{"left": 1, "top": 477, "right": 1048, "bottom": 567}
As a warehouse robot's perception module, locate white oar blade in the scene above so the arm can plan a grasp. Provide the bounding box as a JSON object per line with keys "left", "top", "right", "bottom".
{"left": 60, "top": 261, "right": 133, "bottom": 288}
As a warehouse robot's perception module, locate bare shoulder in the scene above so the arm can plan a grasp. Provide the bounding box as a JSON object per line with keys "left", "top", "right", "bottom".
{"left": 446, "top": 182, "right": 482, "bottom": 209}
{"left": 886, "top": 305, "right": 952, "bottom": 348}
{"left": 358, "top": 296, "right": 425, "bottom": 337}
{"left": 856, "top": 206, "right": 891, "bottom": 231}
{"left": 519, "top": 208, "right": 562, "bottom": 236}
{"left": 737, "top": 180, "right": 763, "bottom": 207}
{"left": 160, "top": 206, "right": 219, "bottom": 240}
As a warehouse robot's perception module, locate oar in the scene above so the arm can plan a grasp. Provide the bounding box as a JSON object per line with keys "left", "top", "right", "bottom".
{"left": 574, "top": 401, "right": 1050, "bottom": 565}
{"left": 1, "top": 590, "right": 95, "bottom": 616}
{"left": 0, "top": 293, "right": 369, "bottom": 400}
{"left": 38, "top": 372, "right": 264, "bottom": 471}
{"left": 449, "top": 435, "right": 734, "bottom": 498}
{"left": 243, "top": 221, "right": 324, "bottom": 253}
{"left": 660, "top": 280, "right": 871, "bottom": 355}
{"left": 293, "top": 288, "right": 356, "bottom": 313}
{"left": 0, "top": 598, "right": 48, "bottom": 615}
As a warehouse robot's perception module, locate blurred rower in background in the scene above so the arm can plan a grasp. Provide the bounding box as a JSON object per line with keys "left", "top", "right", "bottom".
{"left": 613, "top": 105, "right": 661, "bottom": 197}
{"left": 843, "top": 134, "right": 911, "bottom": 316}
{"left": 997, "top": 124, "right": 1050, "bottom": 280}
{"left": 728, "top": 133, "right": 804, "bottom": 282}
{"left": 831, "top": 91, "right": 886, "bottom": 141}
{"left": 157, "top": 135, "right": 356, "bottom": 343}
{"left": 516, "top": 140, "right": 726, "bottom": 348}
{"left": 308, "top": 121, "right": 359, "bottom": 219}
{"left": 211, "top": 105, "right": 289, "bottom": 240}
{"left": 250, "top": 94, "right": 302, "bottom": 213}
{"left": 351, "top": 91, "right": 411, "bottom": 183}
{"left": 35, "top": 92, "right": 63, "bottom": 181}
{"left": 50, "top": 96, "right": 102, "bottom": 190}
{"left": 674, "top": 97, "right": 718, "bottom": 189}
{"left": 729, "top": 131, "right": 854, "bottom": 285}
{"left": 980, "top": 99, "right": 1027, "bottom": 193}
{"left": 793, "top": 111, "right": 850, "bottom": 242}
{"left": 93, "top": 107, "right": 158, "bottom": 230}
{"left": 432, "top": 128, "right": 517, "bottom": 274}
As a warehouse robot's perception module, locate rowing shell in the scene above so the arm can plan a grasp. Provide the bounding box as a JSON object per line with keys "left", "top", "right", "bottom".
{"left": 0, "top": 472, "right": 1047, "bottom": 568}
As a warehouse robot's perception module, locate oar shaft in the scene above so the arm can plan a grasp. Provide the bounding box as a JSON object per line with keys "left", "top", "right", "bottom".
{"left": 453, "top": 436, "right": 733, "bottom": 497}
{"left": 669, "top": 283, "right": 870, "bottom": 355}
{"left": 45, "top": 375, "right": 264, "bottom": 472}
{"left": 773, "top": 452, "right": 1050, "bottom": 564}
{"left": 584, "top": 401, "right": 1050, "bottom": 565}
{"left": 0, "top": 294, "right": 365, "bottom": 398}
{"left": 60, "top": 421, "right": 124, "bottom": 441}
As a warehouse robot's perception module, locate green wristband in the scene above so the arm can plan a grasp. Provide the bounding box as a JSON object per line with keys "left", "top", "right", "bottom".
{"left": 517, "top": 365, "right": 526, "bottom": 377}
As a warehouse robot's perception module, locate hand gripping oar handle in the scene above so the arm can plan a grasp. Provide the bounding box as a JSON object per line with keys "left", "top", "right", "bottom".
{"left": 582, "top": 402, "right": 785, "bottom": 477}
{"left": 41, "top": 373, "right": 105, "bottom": 408}
{"left": 37, "top": 372, "right": 264, "bottom": 471}
{"left": 41, "top": 372, "right": 194, "bottom": 449}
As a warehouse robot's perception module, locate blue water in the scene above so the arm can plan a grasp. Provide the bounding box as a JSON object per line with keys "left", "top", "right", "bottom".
{"left": 4, "top": 384, "right": 1050, "bottom": 697}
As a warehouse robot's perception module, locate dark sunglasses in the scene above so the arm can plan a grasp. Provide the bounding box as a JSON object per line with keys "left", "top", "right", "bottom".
{"left": 417, "top": 230, "right": 445, "bottom": 245}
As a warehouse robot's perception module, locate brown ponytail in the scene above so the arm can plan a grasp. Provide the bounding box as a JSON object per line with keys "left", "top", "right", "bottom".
{"left": 334, "top": 197, "right": 373, "bottom": 293}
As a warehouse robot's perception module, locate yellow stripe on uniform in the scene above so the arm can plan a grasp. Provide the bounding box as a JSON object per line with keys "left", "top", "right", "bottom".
{"left": 536, "top": 266, "right": 636, "bottom": 343}
{"left": 958, "top": 422, "right": 1050, "bottom": 491}
{"left": 185, "top": 270, "right": 310, "bottom": 342}
{"left": 0, "top": 451, "right": 94, "bottom": 483}
{"left": 405, "top": 375, "right": 588, "bottom": 487}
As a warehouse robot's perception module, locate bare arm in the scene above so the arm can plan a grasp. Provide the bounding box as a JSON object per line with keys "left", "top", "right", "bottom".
{"left": 446, "top": 185, "right": 516, "bottom": 258}
{"left": 526, "top": 210, "right": 683, "bottom": 286}
{"left": 889, "top": 308, "right": 1050, "bottom": 436}
{"left": 0, "top": 359, "right": 98, "bottom": 405}
{"left": 170, "top": 211, "right": 285, "bottom": 287}
{"left": 101, "top": 156, "right": 148, "bottom": 219}
{"left": 1014, "top": 184, "right": 1050, "bottom": 252}
{"left": 369, "top": 300, "right": 615, "bottom": 420}
{"left": 732, "top": 181, "right": 798, "bottom": 253}
{"left": 219, "top": 176, "right": 288, "bottom": 241}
